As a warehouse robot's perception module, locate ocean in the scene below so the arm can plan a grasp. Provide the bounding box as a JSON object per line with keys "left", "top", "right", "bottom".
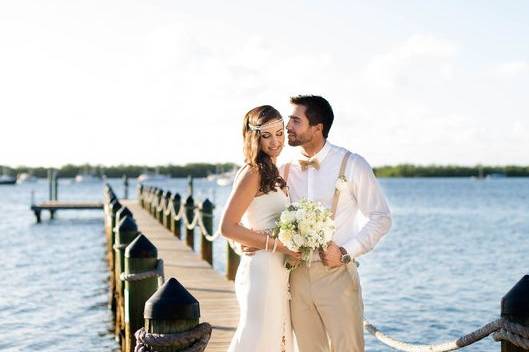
{"left": 1, "top": 177, "right": 527, "bottom": 351}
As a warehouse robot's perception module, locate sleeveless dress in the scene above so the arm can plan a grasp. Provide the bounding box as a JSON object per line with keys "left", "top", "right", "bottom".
{"left": 228, "top": 189, "right": 294, "bottom": 352}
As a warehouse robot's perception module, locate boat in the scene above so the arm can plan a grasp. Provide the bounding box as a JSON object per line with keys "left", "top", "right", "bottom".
{"left": 0, "top": 168, "right": 16, "bottom": 185}
{"left": 216, "top": 169, "right": 237, "bottom": 187}
{"left": 137, "top": 169, "right": 171, "bottom": 183}
{"left": 75, "top": 172, "right": 102, "bottom": 183}
{"left": 17, "top": 172, "right": 38, "bottom": 184}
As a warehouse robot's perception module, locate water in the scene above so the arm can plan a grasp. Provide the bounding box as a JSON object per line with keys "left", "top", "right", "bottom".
{"left": 0, "top": 177, "right": 528, "bottom": 351}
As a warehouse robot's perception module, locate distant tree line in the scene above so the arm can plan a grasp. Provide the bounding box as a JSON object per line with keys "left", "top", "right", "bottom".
{"left": 1, "top": 163, "right": 239, "bottom": 178}
{"left": 2, "top": 163, "right": 529, "bottom": 178}
{"left": 373, "top": 164, "right": 529, "bottom": 177}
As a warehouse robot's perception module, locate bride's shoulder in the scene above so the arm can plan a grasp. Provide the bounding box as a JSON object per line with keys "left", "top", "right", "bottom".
{"left": 234, "top": 164, "right": 260, "bottom": 188}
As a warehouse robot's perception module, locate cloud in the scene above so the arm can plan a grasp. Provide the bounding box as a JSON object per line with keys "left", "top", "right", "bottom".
{"left": 494, "top": 61, "right": 529, "bottom": 78}
{"left": 365, "top": 34, "right": 457, "bottom": 90}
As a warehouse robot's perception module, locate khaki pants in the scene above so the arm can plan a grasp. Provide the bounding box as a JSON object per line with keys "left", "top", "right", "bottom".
{"left": 290, "top": 261, "right": 364, "bottom": 352}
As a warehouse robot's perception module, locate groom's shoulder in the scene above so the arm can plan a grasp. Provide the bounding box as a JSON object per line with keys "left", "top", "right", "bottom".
{"left": 330, "top": 144, "right": 373, "bottom": 171}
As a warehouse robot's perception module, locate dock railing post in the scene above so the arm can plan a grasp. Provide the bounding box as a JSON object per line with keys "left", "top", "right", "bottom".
{"left": 137, "top": 184, "right": 144, "bottom": 208}
{"left": 107, "top": 199, "right": 122, "bottom": 312}
{"left": 123, "top": 175, "right": 129, "bottom": 200}
{"left": 185, "top": 195, "right": 195, "bottom": 249}
{"left": 501, "top": 275, "right": 529, "bottom": 352}
{"left": 53, "top": 170, "right": 58, "bottom": 201}
{"left": 226, "top": 242, "right": 240, "bottom": 281}
{"left": 163, "top": 191, "right": 172, "bottom": 229}
{"left": 200, "top": 199, "right": 214, "bottom": 266}
{"left": 47, "top": 169, "right": 53, "bottom": 201}
{"left": 187, "top": 175, "right": 194, "bottom": 196}
{"left": 123, "top": 234, "right": 161, "bottom": 352}
{"left": 135, "top": 278, "right": 211, "bottom": 352}
{"left": 113, "top": 214, "right": 139, "bottom": 345}
{"left": 157, "top": 190, "right": 167, "bottom": 224}
{"left": 171, "top": 193, "right": 182, "bottom": 239}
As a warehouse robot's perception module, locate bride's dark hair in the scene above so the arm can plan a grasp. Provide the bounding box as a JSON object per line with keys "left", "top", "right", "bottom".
{"left": 242, "top": 105, "right": 287, "bottom": 194}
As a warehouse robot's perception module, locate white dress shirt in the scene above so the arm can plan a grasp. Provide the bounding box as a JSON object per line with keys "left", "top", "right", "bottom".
{"left": 280, "top": 141, "right": 392, "bottom": 259}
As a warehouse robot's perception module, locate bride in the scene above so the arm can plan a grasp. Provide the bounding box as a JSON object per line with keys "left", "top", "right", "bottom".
{"left": 220, "top": 105, "right": 300, "bottom": 352}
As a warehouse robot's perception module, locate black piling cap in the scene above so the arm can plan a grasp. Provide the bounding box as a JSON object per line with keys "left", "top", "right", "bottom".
{"left": 116, "top": 206, "right": 133, "bottom": 221}
{"left": 117, "top": 215, "right": 138, "bottom": 233}
{"left": 201, "top": 198, "right": 214, "bottom": 212}
{"left": 185, "top": 195, "right": 194, "bottom": 206}
{"left": 144, "top": 278, "right": 200, "bottom": 320}
{"left": 502, "top": 275, "right": 529, "bottom": 316}
{"left": 172, "top": 193, "right": 181, "bottom": 203}
{"left": 109, "top": 194, "right": 117, "bottom": 203}
{"left": 164, "top": 191, "right": 172, "bottom": 199}
{"left": 110, "top": 199, "right": 122, "bottom": 213}
{"left": 126, "top": 233, "right": 157, "bottom": 258}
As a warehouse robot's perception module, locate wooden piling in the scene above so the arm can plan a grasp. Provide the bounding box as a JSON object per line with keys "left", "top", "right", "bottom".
{"left": 114, "top": 215, "right": 140, "bottom": 345}
{"left": 226, "top": 243, "right": 240, "bottom": 281}
{"left": 137, "top": 184, "right": 144, "bottom": 208}
{"left": 501, "top": 275, "right": 529, "bottom": 352}
{"left": 143, "top": 278, "right": 202, "bottom": 352}
{"left": 157, "top": 191, "right": 168, "bottom": 224}
{"left": 124, "top": 234, "right": 160, "bottom": 352}
{"left": 200, "top": 199, "right": 214, "bottom": 266}
{"left": 163, "top": 191, "right": 172, "bottom": 229}
{"left": 185, "top": 195, "right": 195, "bottom": 249}
{"left": 170, "top": 193, "right": 182, "bottom": 239}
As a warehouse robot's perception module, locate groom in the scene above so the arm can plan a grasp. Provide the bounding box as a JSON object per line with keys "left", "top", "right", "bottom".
{"left": 281, "top": 95, "right": 392, "bottom": 351}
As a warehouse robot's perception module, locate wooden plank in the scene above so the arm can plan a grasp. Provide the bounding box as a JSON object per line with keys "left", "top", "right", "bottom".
{"left": 32, "top": 201, "right": 103, "bottom": 210}
{"left": 123, "top": 200, "right": 239, "bottom": 351}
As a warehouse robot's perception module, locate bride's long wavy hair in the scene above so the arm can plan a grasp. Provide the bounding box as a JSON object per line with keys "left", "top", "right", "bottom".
{"left": 242, "top": 105, "right": 287, "bottom": 194}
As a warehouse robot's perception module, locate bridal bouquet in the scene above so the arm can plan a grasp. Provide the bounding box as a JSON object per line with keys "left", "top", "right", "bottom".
{"left": 275, "top": 199, "right": 335, "bottom": 269}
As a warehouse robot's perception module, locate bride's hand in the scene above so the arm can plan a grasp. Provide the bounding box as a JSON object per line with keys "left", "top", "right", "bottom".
{"left": 241, "top": 244, "right": 259, "bottom": 256}
{"left": 277, "top": 241, "right": 301, "bottom": 260}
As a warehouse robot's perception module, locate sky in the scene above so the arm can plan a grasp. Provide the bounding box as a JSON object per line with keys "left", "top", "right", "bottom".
{"left": 1, "top": 1, "right": 528, "bottom": 167}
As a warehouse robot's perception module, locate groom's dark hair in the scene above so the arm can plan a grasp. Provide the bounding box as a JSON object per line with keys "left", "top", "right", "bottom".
{"left": 290, "top": 95, "right": 334, "bottom": 138}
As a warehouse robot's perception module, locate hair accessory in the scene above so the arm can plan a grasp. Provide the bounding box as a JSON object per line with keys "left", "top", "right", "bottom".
{"left": 248, "top": 118, "right": 284, "bottom": 132}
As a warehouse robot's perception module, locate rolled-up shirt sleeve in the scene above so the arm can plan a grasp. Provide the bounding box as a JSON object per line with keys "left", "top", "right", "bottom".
{"left": 342, "top": 155, "right": 392, "bottom": 258}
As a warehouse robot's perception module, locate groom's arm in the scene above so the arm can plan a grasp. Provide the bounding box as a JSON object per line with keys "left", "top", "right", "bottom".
{"left": 342, "top": 155, "right": 392, "bottom": 259}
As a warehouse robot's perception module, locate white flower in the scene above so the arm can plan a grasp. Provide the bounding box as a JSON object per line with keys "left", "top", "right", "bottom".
{"left": 275, "top": 198, "right": 336, "bottom": 267}
{"left": 336, "top": 175, "right": 348, "bottom": 192}
{"left": 280, "top": 210, "right": 296, "bottom": 224}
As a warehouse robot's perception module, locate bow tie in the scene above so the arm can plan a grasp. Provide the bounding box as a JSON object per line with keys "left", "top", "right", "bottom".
{"left": 299, "top": 158, "right": 320, "bottom": 171}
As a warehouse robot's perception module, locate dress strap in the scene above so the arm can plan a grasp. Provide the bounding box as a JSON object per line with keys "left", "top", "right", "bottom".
{"left": 330, "top": 151, "right": 352, "bottom": 219}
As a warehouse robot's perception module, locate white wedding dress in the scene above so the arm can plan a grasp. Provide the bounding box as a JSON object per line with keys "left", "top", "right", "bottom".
{"left": 228, "top": 189, "right": 294, "bottom": 352}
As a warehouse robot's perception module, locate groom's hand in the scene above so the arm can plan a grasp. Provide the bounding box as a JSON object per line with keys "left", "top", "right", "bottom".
{"left": 321, "top": 242, "right": 343, "bottom": 268}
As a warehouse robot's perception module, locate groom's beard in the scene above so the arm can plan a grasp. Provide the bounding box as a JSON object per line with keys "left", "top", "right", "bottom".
{"left": 288, "top": 132, "right": 311, "bottom": 146}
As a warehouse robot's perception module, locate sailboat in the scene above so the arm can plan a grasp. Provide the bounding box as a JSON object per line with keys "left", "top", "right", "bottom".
{"left": 137, "top": 168, "right": 171, "bottom": 183}
{"left": 17, "top": 172, "right": 38, "bottom": 184}
{"left": 75, "top": 167, "right": 102, "bottom": 183}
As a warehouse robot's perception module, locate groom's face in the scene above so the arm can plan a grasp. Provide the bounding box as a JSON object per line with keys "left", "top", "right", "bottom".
{"left": 287, "top": 104, "right": 315, "bottom": 146}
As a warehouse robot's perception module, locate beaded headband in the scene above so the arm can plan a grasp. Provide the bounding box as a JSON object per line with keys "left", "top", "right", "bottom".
{"left": 248, "top": 118, "right": 284, "bottom": 132}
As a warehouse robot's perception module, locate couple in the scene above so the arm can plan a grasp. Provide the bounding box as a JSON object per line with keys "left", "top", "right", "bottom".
{"left": 220, "top": 95, "right": 392, "bottom": 352}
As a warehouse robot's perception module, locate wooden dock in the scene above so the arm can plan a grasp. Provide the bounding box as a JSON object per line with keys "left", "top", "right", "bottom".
{"left": 31, "top": 201, "right": 104, "bottom": 222}
{"left": 122, "top": 200, "right": 238, "bottom": 351}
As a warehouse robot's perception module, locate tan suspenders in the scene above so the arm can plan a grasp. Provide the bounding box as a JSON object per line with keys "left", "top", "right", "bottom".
{"left": 282, "top": 151, "right": 351, "bottom": 219}
{"left": 331, "top": 151, "right": 352, "bottom": 219}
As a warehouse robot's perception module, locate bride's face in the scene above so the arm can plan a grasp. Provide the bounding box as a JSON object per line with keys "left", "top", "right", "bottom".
{"left": 259, "top": 122, "right": 285, "bottom": 159}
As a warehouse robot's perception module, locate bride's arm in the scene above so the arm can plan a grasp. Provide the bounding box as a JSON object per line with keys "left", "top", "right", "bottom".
{"left": 220, "top": 166, "right": 268, "bottom": 249}
{"left": 220, "top": 166, "right": 300, "bottom": 258}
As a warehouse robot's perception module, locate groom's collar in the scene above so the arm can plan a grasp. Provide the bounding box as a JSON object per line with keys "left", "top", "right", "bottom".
{"left": 298, "top": 140, "right": 331, "bottom": 163}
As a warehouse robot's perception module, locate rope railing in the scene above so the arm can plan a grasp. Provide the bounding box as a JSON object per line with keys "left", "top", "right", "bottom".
{"left": 134, "top": 323, "right": 212, "bottom": 352}
{"left": 120, "top": 258, "right": 165, "bottom": 283}
{"left": 364, "top": 318, "right": 529, "bottom": 351}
